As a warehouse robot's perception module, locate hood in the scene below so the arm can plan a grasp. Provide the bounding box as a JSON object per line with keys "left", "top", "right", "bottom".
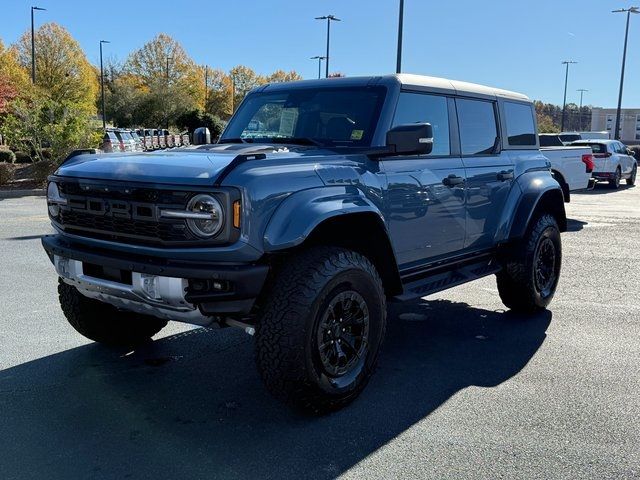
{"left": 55, "top": 144, "right": 301, "bottom": 186}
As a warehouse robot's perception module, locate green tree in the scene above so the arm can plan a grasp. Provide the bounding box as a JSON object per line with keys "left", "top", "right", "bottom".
{"left": 265, "top": 70, "right": 303, "bottom": 83}
{"left": 15, "top": 23, "right": 97, "bottom": 110}
{"left": 124, "top": 33, "right": 202, "bottom": 127}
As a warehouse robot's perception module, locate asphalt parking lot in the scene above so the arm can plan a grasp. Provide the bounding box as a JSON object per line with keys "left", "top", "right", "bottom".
{"left": 0, "top": 185, "right": 638, "bottom": 480}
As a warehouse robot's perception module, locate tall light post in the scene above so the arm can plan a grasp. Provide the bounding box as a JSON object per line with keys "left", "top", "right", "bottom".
{"left": 30, "top": 6, "right": 46, "bottom": 84}
{"left": 612, "top": 7, "right": 639, "bottom": 140}
{"left": 396, "top": 0, "right": 405, "bottom": 73}
{"left": 310, "top": 56, "right": 327, "bottom": 79}
{"left": 165, "top": 56, "right": 173, "bottom": 129}
{"left": 204, "top": 65, "right": 209, "bottom": 111}
{"left": 315, "top": 15, "right": 341, "bottom": 78}
{"left": 577, "top": 88, "right": 588, "bottom": 131}
{"left": 560, "top": 60, "right": 577, "bottom": 132}
{"left": 99, "top": 40, "right": 110, "bottom": 131}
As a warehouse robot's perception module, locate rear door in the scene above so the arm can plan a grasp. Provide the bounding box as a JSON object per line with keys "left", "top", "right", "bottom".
{"left": 457, "top": 97, "right": 514, "bottom": 251}
{"left": 615, "top": 142, "right": 635, "bottom": 175}
{"left": 382, "top": 91, "right": 467, "bottom": 267}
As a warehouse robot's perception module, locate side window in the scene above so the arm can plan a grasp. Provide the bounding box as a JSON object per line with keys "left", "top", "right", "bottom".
{"left": 456, "top": 99, "right": 498, "bottom": 155}
{"left": 392, "top": 92, "right": 450, "bottom": 156}
{"left": 504, "top": 102, "right": 536, "bottom": 146}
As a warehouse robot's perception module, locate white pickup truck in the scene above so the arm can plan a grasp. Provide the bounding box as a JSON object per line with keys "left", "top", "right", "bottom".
{"left": 539, "top": 134, "right": 595, "bottom": 202}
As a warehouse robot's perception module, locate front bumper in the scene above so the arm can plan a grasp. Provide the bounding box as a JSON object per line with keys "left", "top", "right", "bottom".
{"left": 42, "top": 234, "right": 269, "bottom": 324}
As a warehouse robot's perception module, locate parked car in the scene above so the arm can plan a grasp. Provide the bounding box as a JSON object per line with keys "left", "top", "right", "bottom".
{"left": 539, "top": 134, "right": 595, "bottom": 201}
{"left": 135, "top": 129, "right": 153, "bottom": 151}
{"left": 571, "top": 139, "right": 637, "bottom": 188}
{"left": 160, "top": 129, "right": 174, "bottom": 148}
{"left": 143, "top": 129, "right": 159, "bottom": 150}
{"left": 43, "top": 74, "right": 567, "bottom": 413}
{"left": 181, "top": 132, "right": 190, "bottom": 146}
{"left": 558, "top": 131, "right": 610, "bottom": 144}
{"left": 113, "top": 130, "right": 136, "bottom": 152}
{"left": 156, "top": 128, "right": 167, "bottom": 149}
{"left": 101, "top": 130, "right": 123, "bottom": 153}
{"left": 128, "top": 130, "right": 145, "bottom": 152}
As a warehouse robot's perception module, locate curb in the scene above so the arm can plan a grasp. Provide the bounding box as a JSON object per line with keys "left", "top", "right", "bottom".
{"left": 0, "top": 189, "right": 46, "bottom": 199}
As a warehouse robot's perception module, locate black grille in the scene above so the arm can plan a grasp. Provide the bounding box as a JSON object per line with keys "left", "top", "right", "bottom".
{"left": 58, "top": 210, "right": 191, "bottom": 243}
{"left": 54, "top": 181, "right": 198, "bottom": 246}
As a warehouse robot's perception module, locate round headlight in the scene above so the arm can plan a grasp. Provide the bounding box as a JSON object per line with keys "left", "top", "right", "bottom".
{"left": 186, "top": 194, "right": 223, "bottom": 238}
{"left": 47, "top": 182, "right": 62, "bottom": 217}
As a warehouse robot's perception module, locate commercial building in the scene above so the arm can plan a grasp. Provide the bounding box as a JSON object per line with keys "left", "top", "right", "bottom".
{"left": 591, "top": 107, "right": 640, "bottom": 144}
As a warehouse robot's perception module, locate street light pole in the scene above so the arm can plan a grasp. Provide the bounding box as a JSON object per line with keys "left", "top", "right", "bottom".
{"left": 612, "top": 7, "right": 639, "bottom": 140}
{"left": 99, "top": 40, "right": 110, "bottom": 131}
{"left": 577, "top": 89, "right": 588, "bottom": 131}
{"left": 396, "top": 0, "right": 404, "bottom": 73}
{"left": 30, "top": 6, "right": 46, "bottom": 84}
{"left": 165, "top": 56, "right": 172, "bottom": 129}
{"left": 310, "top": 56, "right": 326, "bottom": 79}
{"left": 204, "top": 65, "right": 208, "bottom": 111}
{"left": 315, "top": 15, "right": 341, "bottom": 78}
{"left": 560, "top": 60, "right": 577, "bottom": 132}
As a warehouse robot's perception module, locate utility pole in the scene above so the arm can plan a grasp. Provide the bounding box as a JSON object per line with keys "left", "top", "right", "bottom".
{"left": 560, "top": 60, "right": 577, "bottom": 132}
{"left": 315, "top": 15, "right": 341, "bottom": 78}
{"left": 204, "top": 65, "right": 209, "bottom": 111}
{"left": 577, "top": 89, "right": 588, "bottom": 131}
{"left": 396, "top": 0, "right": 404, "bottom": 73}
{"left": 612, "top": 7, "right": 638, "bottom": 140}
{"left": 165, "top": 56, "right": 172, "bottom": 129}
{"left": 99, "top": 40, "right": 110, "bottom": 131}
{"left": 30, "top": 6, "right": 46, "bottom": 84}
{"left": 310, "top": 56, "right": 326, "bottom": 79}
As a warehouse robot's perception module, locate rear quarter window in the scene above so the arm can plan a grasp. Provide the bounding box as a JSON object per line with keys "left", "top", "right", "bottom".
{"left": 504, "top": 102, "right": 536, "bottom": 146}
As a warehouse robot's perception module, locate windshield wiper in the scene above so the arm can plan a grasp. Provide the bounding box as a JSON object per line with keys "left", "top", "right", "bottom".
{"left": 218, "top": 138, "right": 250, "bottom": 144}
{"left": 267, "top": 137, "right": 325, "bottom": 147}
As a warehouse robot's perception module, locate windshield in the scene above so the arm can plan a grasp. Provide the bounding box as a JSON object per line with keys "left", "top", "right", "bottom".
{"left": 221, "top": 86, "right": 387, "bottom": 147}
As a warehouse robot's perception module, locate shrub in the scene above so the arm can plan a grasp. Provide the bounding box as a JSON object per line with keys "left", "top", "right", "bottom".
{"left": 0, "top": 163, "right": 12, "bottom": 185}
{"left": 14, "top": 151, "right": 32, "bottom": 163}
{"left": 0, "top": 148, "right": 16, "bottom": 163}
{"left": 32, "top": 160, "right": 56, "bottom": 185}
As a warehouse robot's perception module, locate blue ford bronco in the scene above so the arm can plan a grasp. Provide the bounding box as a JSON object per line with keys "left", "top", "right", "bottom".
{"left": 42, "top": 75, "right": 566, "bottom": 413}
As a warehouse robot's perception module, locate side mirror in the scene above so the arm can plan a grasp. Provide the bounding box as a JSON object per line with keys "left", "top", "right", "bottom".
{"left": 193, "top": 127, "right": 211, "bottom": 145}
{"left": 386, "top": 123, "right": 433, "bottom": 156}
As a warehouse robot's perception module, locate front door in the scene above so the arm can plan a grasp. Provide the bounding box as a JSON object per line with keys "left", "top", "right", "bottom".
{"left": 382, "top": 92, "right": 466, "bottom": 268}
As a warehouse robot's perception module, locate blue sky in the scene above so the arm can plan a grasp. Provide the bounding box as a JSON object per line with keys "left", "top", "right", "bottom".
{"left": 2, "top": 0, "right": 639, "bottom": 107}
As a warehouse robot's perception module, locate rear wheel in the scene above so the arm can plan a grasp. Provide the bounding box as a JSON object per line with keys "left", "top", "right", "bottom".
{"left": 627, "top": 165, "right": 637, "bottom": 186}
{"left": 609, "top": 167, "right": 621, "bottom": 189}
{"left": 255, "top": 247, "right": 387, "bottom": 414}
{"left": 58, "top": 279, "right": 167, "bottom": 346}
{"left": 496, "top": 214, "right": 562, "bottom": 313}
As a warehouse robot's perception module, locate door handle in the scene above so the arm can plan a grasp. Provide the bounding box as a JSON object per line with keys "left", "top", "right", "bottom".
{"left": 442, "top": 174, "right": 464, "bottom": 187}
{"left": 497, "top": 170, "right": 514, "bottom": 181}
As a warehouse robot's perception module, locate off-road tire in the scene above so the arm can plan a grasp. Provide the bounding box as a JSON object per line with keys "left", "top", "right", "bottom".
{"left": 58, "top": 279, "right": 167, "bottom": 346}
{"left": 626, "top": 165, "right": 637, "bottom": 186}
{"left": 496, "top": 214, "right": 562, "bottom": 313}
{"left": 609, "top": 168, "right": 621, "bottom": 189}
{"left": 255, "top": 247, "right": 387, "bottom": 414}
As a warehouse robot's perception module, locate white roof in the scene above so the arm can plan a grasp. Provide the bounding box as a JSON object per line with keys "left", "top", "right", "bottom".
{"left": 395, "top": 74, "right": 530, "bottom": 101}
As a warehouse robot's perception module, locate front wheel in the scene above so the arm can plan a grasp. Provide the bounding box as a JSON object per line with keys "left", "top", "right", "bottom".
{"left": 627, "top": 165, "right": 637, "bottom": 186}
{"left": 58, "top": 280, "right": 167, "bottom": 346}
{"left": 255, "top": 247, "right": 387, "bottom": 414}
{"left": 496, "top": 214, "right": 562, "bottom": 313}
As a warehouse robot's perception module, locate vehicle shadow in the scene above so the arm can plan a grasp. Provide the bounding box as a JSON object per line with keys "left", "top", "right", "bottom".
{"left": 566, "top": 218, "right": 588, "bottom": 232}
{"left": 0, "top": 299, "right": 551, "bottom": 479}
{"left": 576, "top": 183, "right": 634, "bottom": 195}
